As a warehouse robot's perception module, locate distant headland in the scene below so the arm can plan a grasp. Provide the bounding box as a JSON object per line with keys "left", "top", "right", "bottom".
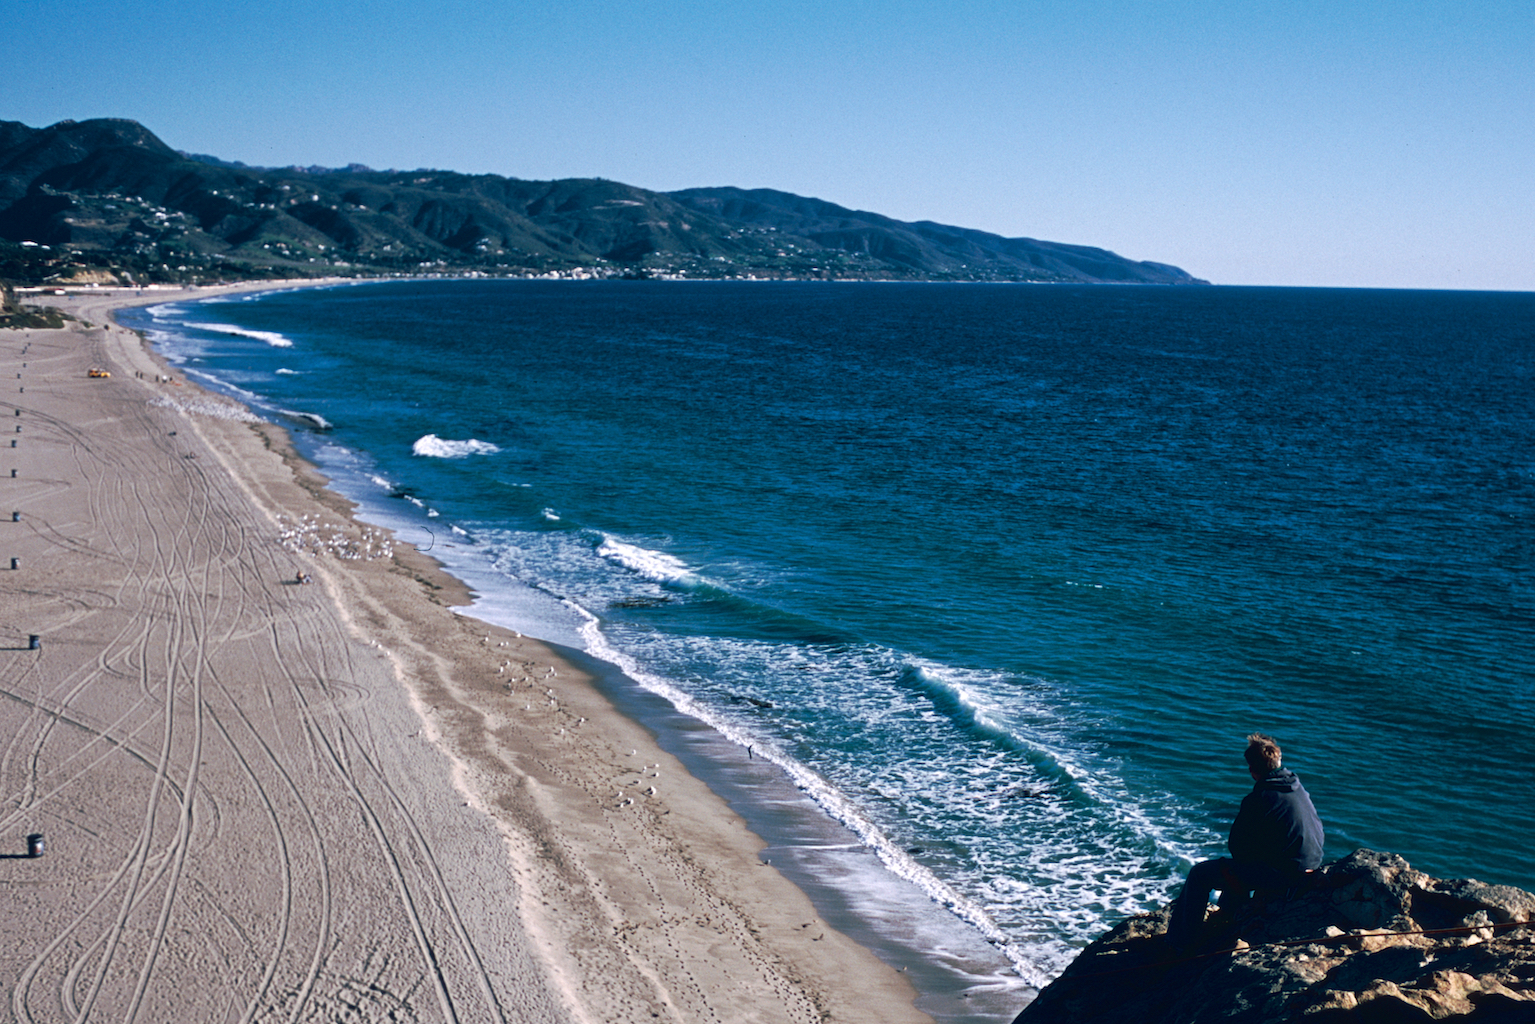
{"left": 0, "top": 117, "right": 1206, "bottom": 287}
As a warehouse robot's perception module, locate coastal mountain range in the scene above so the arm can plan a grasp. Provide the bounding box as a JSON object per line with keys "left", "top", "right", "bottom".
{"left": 0, "top": 117, "right": 1205, "bottom": 285}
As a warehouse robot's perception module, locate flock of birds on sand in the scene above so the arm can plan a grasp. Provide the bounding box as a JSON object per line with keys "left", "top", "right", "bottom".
{"left": 150, "top": 394, "right": 262, "bottom": 423}
{"left": 278, "top": 513, "right": 395, "bottom": 562}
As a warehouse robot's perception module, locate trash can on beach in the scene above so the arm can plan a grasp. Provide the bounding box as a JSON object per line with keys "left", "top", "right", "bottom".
{"left": 26, "top": 833, "right": 43, "bottom": 858}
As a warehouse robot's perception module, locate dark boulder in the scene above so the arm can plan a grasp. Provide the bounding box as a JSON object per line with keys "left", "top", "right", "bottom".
{"left": 1011, "top": 851, "right": 1535, "bottom": 1024}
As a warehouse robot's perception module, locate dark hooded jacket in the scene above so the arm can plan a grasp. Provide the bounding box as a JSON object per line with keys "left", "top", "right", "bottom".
{"left": 1228, "top": 767, "right": 1324, "bottom": 877}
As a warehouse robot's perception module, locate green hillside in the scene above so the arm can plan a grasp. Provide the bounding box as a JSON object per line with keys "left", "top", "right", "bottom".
{"left": 0, "top": 118, "right": 1205, "bottom": 286}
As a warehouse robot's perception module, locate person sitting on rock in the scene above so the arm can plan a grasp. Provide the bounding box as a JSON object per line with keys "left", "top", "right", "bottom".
{"left": 1167, "top": 733, "right": 1325, "bottom": 946}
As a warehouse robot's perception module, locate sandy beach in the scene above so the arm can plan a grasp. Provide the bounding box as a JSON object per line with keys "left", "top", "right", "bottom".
{"left": 1, "top": 284, "right": 931, "bottom": 1023}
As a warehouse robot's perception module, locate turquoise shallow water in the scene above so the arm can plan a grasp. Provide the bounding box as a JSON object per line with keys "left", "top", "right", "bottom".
{"left": 125, "top": 280, "right": 1535, "bottom": 990}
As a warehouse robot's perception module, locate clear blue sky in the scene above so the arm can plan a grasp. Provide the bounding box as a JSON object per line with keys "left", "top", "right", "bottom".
{"left": 6, "top": 1, "right": 1532, "bottom": 289}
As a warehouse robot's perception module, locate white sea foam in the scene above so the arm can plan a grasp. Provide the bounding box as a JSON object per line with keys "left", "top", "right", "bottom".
{"left": 569, "top": 616, "right": 1054, "bottom": 988}
{"left": 181, "top": 369, "right": 263, "bottom": 404}
{"left": 276, "top": 368, "right": 300, "bottom": 375}
{"left": 187, "top": 321, "right": 295, "bottom": 347}
{"left": 904, "top": 661, "right": 1207, "bottom": 869}
{"left": 142, "top": 326, "right": 207, "bottom": 364}
{"left": 596, "top": 535, "right": 692, "bottom": 584}
{"left": 411, "top": 434, "right": 501, "bottom": 458}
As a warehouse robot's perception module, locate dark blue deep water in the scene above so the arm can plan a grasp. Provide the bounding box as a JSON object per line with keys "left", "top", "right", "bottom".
{"left": 126, "top": 280, "right": 1535, "bottom": 987}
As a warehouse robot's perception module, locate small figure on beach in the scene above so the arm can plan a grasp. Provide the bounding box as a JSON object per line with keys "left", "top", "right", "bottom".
{"left": 1166, "top": 733, "right": 1324, "bottom": 947}
{"left": 295, "top": 571, "right": 312, "bottom": 585}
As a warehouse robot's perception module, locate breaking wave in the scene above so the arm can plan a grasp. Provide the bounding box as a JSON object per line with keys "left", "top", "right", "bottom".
{"left": 412, "top": 434, "right": 501, "bottom": 458}
{"left": 186, "top": 321, "right": 296, "bottom": 347}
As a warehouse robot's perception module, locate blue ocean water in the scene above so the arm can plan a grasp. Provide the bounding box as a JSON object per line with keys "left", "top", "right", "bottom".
{"left": 125, "top": 280, "right": 1534, "bottom": 988}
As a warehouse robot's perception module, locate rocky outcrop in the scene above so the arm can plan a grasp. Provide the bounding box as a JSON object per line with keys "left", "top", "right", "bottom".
{"left": 1012, "top": 851, "right": 1535, "bottom": 1023}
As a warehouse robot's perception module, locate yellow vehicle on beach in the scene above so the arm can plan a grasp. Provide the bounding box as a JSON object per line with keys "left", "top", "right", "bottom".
{"left": 88, "top": 367, "right": 111, "bottom": 378}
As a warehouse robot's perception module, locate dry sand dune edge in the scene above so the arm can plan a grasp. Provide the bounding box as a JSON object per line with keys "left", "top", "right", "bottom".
{"left": 0, "top": 284, "right": 930, "bottom": 1024}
